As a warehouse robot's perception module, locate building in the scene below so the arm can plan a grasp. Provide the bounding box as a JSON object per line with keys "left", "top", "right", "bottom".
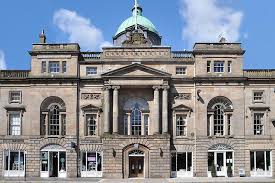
{"left": 0, "top": 1, "right": 275, "bottom": 179}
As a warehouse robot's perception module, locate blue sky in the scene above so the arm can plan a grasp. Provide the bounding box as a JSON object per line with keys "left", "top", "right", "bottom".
{"left": 0, "top": 0, "right": 274, "bottom": 70}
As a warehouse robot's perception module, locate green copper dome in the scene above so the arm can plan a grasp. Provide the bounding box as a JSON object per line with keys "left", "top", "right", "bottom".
{"left": 115, "top": 5, "right": 159, "bottom": 36}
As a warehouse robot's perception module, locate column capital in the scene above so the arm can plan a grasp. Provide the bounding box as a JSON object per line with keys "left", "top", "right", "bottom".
{"left": 103, "top": 86, "right": 112, "bottom": 91}
{"left": 162, "top": 85, "right": 170, "bottom": 90}
{"left": 112, "top": 86, "right": 121, "bottom": 90}
{"left": 153, "top": 86, "right": 161, "bottom": 90}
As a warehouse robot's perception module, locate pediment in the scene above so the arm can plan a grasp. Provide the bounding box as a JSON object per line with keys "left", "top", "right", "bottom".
{"left": 172, "top": 104, "right": 193, "bottom": 112}
{"left": 101, "top": 63, "right": 171, "bottom": 78}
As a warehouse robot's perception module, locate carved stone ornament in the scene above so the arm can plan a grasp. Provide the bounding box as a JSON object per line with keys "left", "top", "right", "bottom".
{"left": 174, "top": 93, "right": 191, "bottom": 100}
{"left": 122, "top": 31, "right": 152, "bottom": 46}
{"left": 81, "top": 93, "right": 101, "bottom": 100}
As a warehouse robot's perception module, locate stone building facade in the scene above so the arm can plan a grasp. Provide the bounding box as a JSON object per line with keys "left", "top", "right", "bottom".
{"left": 1, "top": 2, "right": 275, "bottom": 179}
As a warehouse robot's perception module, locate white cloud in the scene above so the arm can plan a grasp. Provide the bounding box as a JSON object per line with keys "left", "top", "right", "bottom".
{"left": 0, "top": 50, "right": 7, "bottom": 70}
{"left": 53, "top": 9, "right": 112, "bottom": 51}
{"left": 180, "top": 0, "right": 243, "bottom": 47}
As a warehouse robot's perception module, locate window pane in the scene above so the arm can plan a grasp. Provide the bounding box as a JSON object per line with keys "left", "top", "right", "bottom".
{"left": 87, "top": 152, "right": 96, "bottom": 171}
{"left": 4, "top": 150, "right": 9, "bottom": 170}
{"left": 59, "top": 152, "right": 66, "bottom": 171}
{"left": 61, "top": 114, "right": 66, "bottom": 136}
{"left": 97, "top": 152, "right": 102, "bottom": 171}
{"left": 9, "top": 151, "right": 19, "bottom": 170}
{"left": 266, "top": 151, "right": 271, "bottom": 171}
{"left": 62, "top": 61, "right": 67, "bottom": 73}
{"left": 214, "top": 104, "right": 224, "bottom": 135}
{"left": 131, "top": 105, "right": 142, "bottom": 136}
{"left": 176, "top": 115, "right": 186, "bottom": 136}
{"left": 9, "top": 113, "right": 21, "bottom": 135}
{"left": 214, "top": 61, "right": 224, "bottom": 73}
{"left": 41, "top": 151, "right": 48, "bottom": 171}
{"left": 144, "top": 114, "right": 149, "bottom": 135}
{"left": 40, "top": 114, "right": 46, "bottom": 135}
{"left": 176, "top": 67, "right": 186, "bottom": 75}
{"left": 250, "top": 151, "right": 254, "bottom": 171}
{"left": 81, "top": 152, "right": 87, "bottom": 171}
{"left": 208, "top": 152, "right": 214, "bottom": 171}
{"left": 187, "top": 152, "right": 192, "bottom": 171}
{"left": 86, "top": 67, "right": 97, "bottom": 75}
{"left": 49, "top": 105, "right": 60, "bottom": 135}
{"left": 124, "top": 114, "right": 128, "bottom": 135}
{"left": 10, "top": 91, "right": 21, "bottom": 103}
{"left": 256, "top": 151, "right": 265, "bottom": 170}
{"left": 177, "top": 152, "right": 186, "bottom": 171}
{"left": 86, "top": 114, "right": 97, "bottom": 136}
{"left": 20, "top": 152, "right": 24, "bottom": 170}
{"left": 254, "top": 113, "right": 264, "bottom": 135}
{"left": 49, "top": 61, "right": 60, "bottom": 73}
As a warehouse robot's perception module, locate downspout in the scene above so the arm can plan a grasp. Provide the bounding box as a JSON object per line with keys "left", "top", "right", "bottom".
{"left": 76, "top": 52, "right": 80, "bottom": 177}
{"left": 193, "top": 53, "right": 197, "bottom": 176}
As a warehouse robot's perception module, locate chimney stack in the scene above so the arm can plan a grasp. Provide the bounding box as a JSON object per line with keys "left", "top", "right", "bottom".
{"left": 39, "top": 29, "right": 46, "bottom": 43}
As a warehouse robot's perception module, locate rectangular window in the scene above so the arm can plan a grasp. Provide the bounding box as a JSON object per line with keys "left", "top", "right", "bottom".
{"left": 41, "top": 61, "right": 46, "bottom": 73}
{"left": 214, "top": 61, "right": 224, "bottom": 73}
{"left": 81, "top": 151, "right": 102, "bottom": 173}
{"left": 228, "top": 114, "right": 231, "bottom": 135}
{"left": 207, "top": 61, "right": 211, "bottom": 73}
{"left": 253, "top": 91, "right": 264, "bottom": 103}
{"left": 86, "top": 67, "right": 97, "bottom": 75}
{"left": 86, "top": 114, "right": 97, "bottom": 136}
{"left": 62, "top": 61, "right": 67, "bottom": 73}
{"left": 176, "top": 115, "right": 187, "bottom": 136}
{"left": 4, "top": 150, "right": 25, "bottom": 173}
{"left": 171, "top": 152, "right": 192, "bottom": 173}
{"left": 250, "top": 151, "right": 271, "bottom": 173}
{"left": 123, "top": 114, "right": 128, "bottom": 135}
{"left": 9, "top": 113, "right": 21, "bottom": 136}
{"left": 254, "top": 113, "right": 264, "bottom": 135}
{"left": 144, "top": 114, "right": 149, "bottom": 135}
{"left": 176, "top": 67, "right": 186, "bottom": 75}
{"left": 48, "top": 61, "right": 60, "bottom": 73}
{"left": 9, "top": 91, "right": 22, "bottom": 103}
{"left": 228, "top": 61, "right": 232, "bottom": 73}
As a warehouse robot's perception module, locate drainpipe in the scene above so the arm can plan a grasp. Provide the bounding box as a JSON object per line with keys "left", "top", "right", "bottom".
{"left": 193, "top": 53, "right": 197, "bottom": 177}
{"left": 76, "top": 51, "right": 80, "bottom": 177}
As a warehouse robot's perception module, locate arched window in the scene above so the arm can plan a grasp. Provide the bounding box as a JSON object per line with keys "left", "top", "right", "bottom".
{"left": 123, "top": 98, "right": 149, "bottom": 136}
{"left": 40, "top": 96, "right": 66, "bottom": 136}
{"left": 207, "top": 97, "right": 233, "bottom": 136}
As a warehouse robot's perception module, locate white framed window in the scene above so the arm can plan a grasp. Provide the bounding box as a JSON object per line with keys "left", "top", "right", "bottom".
{"left": 86, "top": 114, "right": 97, "bottom": 136}
{"left": 254, "top": 113, "right": 264, "bottom": 135}
{"left": 176, "top": 67, "right": 186, "bottom": 75}
{"left": 207, "top": 61, "right": 211, "bottom": 73}
{"left": 9, "top": 91, "right": 22, "bottom": 104}
{"left": 214, "top": 104, "right": 224, "bottom": 136}
{"left": 176, "top": 115, "right": 187, "bottom": 136}
{"left": 250, "top": 151, "right": 272, "bottom": 177}
{"left": 49, "top": 61, "right": 60, "bottom": 73}
{"left": 227, "top": 114, "right": 232, "bottom": 136}
{"left": 214, "top": 61, "right": 224, "bottom": 73}
{"left": 253, "top": 91, "right": 264, "bottom": 103}
{"left": 4, "top": 150, "right": 25, "bottom": 177}
{"left": 9, "top": 112, "right": 21, "bottom": 136}
{"left": 228, "top": 61, "right": 232, "bottom": 73}
{"left": 81, "top": 151, "right": 102, "bottom": 177}
{"left": 86, "top": 67, "right": 97, "bottom": 75}
{"left": 171, "top": 152, "right": 193, "bottom": 177}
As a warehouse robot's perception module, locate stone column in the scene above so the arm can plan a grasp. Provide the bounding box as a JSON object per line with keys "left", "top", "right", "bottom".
{"left": 153, "top": 86, "right": 160, "bottom": 134}
{"left": 162, "top": 86, "right": 169, "bottom": 134}
{"left": 112, "top": 86, "right": 120, "bottom": 134}
{"left": 103, "top": 86, "right": 111, "bottom": 133}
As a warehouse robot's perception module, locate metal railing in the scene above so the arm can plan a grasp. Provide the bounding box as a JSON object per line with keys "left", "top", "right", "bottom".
{"left": 172, "top": 51, "right": 193, "bottom": 58}
{"left": 0, "top": 70, "right": 30, "bottom": 78}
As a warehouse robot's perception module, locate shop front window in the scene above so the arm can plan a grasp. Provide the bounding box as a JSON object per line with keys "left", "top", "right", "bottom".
{"left": 4, "top": 150, "right": 25, "bottom": 177}
{"left": 250, "top": 151, "right": 272, "bottom": 177}
{"left": 81, "top": 151, "right": 102, "bottom": 177}
{"left": 171, "top": 152, "right": 193, "bottom": 177}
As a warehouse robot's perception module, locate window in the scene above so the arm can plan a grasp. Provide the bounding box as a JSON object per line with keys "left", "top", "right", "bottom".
{"left": 4, "top": 150, "right": 25, "bottom": 176}
{"left": 49, "top": 61, "right": 60, "bottom": 73}
{"left": 86, "top": 67, "right": 97, "bottom": 75}
{"left": 254, "top": 113, "right": 264, "bottom": 135}
{"left": 176, "top": 67, "right": 186, "bottom": 75}
{"left": 62, "top": 61, "right": 67, "bottom": 73}
{"left": 214, "top": 61, "right": 224, "bottom": 73}
{"left": 81, "top": 151, "right": 102, "bottom": 177}
{"left": 207, "top": 96, "right": 233, "bottom": 136}
{"left": 9, "top": 91, "right": 21, "bottom": 103}
{"left": 131, "top": 105, "right": 142, "bottom": 135}
{"left": 250, "top": 151, "right": 271, "bottom": 176}
{"left": 214, "top": 104, "right": 224, "bottom": 135}
{"left": 86, "top": 114, "right": 97, "bottom": 136}
{"left": 176, "top": 115, "right": 187, "bottom": 136}
{"left": 41, "top": 61, "right": 46, "bottom": 73}
{"left": 253, "top": 91, "right": 264, "bottom": 103}
{"left": 40, "top": 96, "right": 66, "bottom": 136}
{"left": 207, "top": 61, "right": 211, "bottom": 73}
{"left": 123, "top": 115, "right": 128, "bottom": 135}
{"left": 144, "top": 114, "right": 149, "bottom": 135}
{"left": 9, "top": 112, "right": 21, "bottom": 135}
{"left": 171, "top": 152, "right": 192, "bottom": 176}
{"left": 228, "top": 61, "right": 232, "bottom": 73}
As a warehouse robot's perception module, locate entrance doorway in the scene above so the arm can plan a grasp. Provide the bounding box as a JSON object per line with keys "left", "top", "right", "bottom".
{"left": 208, "top": 151, "right": 234, "bottom": 177}
{"left": 128, "top": 150, "right": 145, "bottom": 178}
{"left": 40, "top": 145, "right": 67, "bottom": 178}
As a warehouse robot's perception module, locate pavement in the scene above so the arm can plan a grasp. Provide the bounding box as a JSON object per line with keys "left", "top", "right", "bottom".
{"left": 1, "top": 177, "right": 275, "bottom": 183}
